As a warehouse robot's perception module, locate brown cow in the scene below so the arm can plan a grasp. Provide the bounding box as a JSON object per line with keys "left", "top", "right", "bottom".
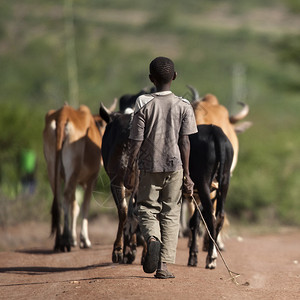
{"left": 43, "top": 103, "right": 112, "bottom": 252}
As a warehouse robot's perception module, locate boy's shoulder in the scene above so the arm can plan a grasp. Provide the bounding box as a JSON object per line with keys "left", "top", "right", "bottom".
{"left": 135, "top": 92, "right": 191, "bottom": 110}
{"left": 178, "top": 97, "right": 191, "bottom": 105}
{"left": 135, "top": 94, "right": 155, "bottom": 111}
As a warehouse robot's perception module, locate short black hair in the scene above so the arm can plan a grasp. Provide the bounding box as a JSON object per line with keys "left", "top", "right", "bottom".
{"left": 149, "top": 56, "right": 175, "bottom": 84}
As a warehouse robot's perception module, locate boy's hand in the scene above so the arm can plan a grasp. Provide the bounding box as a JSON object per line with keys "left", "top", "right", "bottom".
{"left": 183, "top": 175, "right": 194, "bottom": 197}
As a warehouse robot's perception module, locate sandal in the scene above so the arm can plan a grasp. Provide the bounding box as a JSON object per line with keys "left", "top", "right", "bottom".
{"left": 154, "top": 269, "right": 175, "bottom": 279}
{"left": 143, "top": 237, "right": 161, "bottom": 273}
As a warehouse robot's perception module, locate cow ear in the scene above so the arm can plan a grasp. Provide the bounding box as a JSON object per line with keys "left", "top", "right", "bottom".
{"left": 99, "top": 103, "right": 111, "bottom": 124}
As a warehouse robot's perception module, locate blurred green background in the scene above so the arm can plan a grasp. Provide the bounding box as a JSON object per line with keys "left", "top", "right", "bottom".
{"left": 0, "top": 0, "right": 299, "bottom": 228}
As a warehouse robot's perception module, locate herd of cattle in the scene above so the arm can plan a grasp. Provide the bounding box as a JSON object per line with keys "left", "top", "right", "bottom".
{"left": 42, "top": 86, "right": 251, "bottom": 269}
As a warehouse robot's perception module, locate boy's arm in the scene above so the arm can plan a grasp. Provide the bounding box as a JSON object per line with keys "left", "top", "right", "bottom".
{"left": 178, "top": 135, "right": 194, "bottom": 196}
{"left": 124, "top": 139, "right": 142, "bottom": 190}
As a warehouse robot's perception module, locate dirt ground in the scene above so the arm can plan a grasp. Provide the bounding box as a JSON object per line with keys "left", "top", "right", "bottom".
{"left": 0, "top": 215, "right": 299, "bottom": 300}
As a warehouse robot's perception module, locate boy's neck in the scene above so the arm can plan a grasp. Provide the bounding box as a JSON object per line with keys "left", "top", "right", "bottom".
{"left": 155, "top": 83, "right": 172, "bottom": 92}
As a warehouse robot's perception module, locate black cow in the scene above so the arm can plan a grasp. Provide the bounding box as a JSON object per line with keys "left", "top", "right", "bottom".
{"left": 187, "top": 124, "right": 233, "bottom": 269}
{"left": 119, "top": 87, "right": 156, "bottom": 113}
{"left": 99, "top": 104, "right": 146, "bottom": 264}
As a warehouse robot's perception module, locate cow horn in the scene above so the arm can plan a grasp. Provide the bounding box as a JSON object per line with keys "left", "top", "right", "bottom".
{"left": 229, "top": 102, "right": 249, "bottom": 124}
{"left": 234, "top": 121, "right": 253, "bottom": 134}
{"left": 187, "top": 85, "right": 200, "bottom": 101}
{"left": 99, "top": 103, "right": 111, "bottom": 124}
{"left": 109, "top": 97, "right": 118, "bottom": 112}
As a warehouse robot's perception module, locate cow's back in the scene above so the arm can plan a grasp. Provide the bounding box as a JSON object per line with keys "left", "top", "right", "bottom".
{"left": 189, "top": 125, "right": 218, "bottom": 183}
{"left": 101, "top": 113, "right": 132, "bottom": 181}
{"left": 43, "top": 105, "right": 102, "bottom": 186}
{"left": 192, "top": 96, "right": 238, "bottom": 172}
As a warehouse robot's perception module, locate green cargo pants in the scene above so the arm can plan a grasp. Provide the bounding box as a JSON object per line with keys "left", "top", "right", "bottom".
{"left": 137, "top": 169, "right": 183, "bottom": 264}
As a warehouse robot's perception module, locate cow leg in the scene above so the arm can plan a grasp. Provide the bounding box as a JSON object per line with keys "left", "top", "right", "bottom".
{"left": 71, "top": 198, "right": 80, "bottom": 247}
{"left": 202, "top": 226, "right": 224, "bottom": 253}
{"left": 203, "top": 219, "right": 222, "bottom": 253}
{"left": 123, "top": 215, "right": 141, "bottom": 264}
{"left": 123, "top": 229, "right": 137, "bottom": 264}
{"left": 52, "top": 197, "right": 62, "bottom": 252}
{"left": 123, "top": 217, "right": 138, "bottom": 263}
{"left": 203, "top": 220, "right": 225, "bottom": 252}
{"left": 61, "top": 178, "right": 77, "bottom": 252}
{"left": 203, "top": 208, "right": 217, "bottom": 269}
{"left": 51, "top": 182, "right": 62, "bottom": 252}
{"left": 203, "top": 209, "right": 217, "bottom": 269}
{"left": 61, "top": 201, "right": 72, "bottom": 252}
{"left": 124, "top": 215, "right": 146, "bottom": 265}
{"left": 187, "top": 198, "right": 199, "bottom": 249}
{"left": 216, "top": 214, "right": 230, "bottom": 251}
{"left": 179, "top": 198, "right": 188, "bottom": 238}
{"left": 180, "top": 196, "right": 195, "bottom": 239}
{"left": 215, "top": 195, "right": 225, "bottom": 251}
{"left": 80, "top": 178, "right": 96, "bottom": 249}
{"left": 197, "top": 183, "right": 217, "bottom": 269}
{"left": 50, "top": 156, "right": 64, "bottom": 252}
{"left": 188, "top": 208, "right": 200, "bottom": 267}
{"left": 123, "top": 190, "right": 141, "bottom": 264}
{"left": 215, "top": 172, "right": 230, "bottom": 253}
{"left": 54, "top": 227, "right": 62, "bottom": 252}
{"left": 111, "top": 184, "right": 127, "bottom": 263}
{"left": 202, "top": 189, "right": 216, "bottom": 252}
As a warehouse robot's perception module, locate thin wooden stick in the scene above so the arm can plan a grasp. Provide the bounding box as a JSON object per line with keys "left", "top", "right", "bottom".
{"left": 191, "top": 195, "right": 241, "bottom": 285}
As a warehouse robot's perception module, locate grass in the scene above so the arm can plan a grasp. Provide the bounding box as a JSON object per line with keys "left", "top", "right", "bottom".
{"left": 0, "top": 0, "right": 300, "bottom": 226}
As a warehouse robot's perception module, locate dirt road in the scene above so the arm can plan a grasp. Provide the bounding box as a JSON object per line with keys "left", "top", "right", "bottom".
{"left": 0, "top": 215, "right": 299, "bottom": 300}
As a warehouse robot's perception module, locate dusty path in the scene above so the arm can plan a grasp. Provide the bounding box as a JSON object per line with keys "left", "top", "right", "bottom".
{"left": 0, "top": 216, "right": 299, "bottom": 300}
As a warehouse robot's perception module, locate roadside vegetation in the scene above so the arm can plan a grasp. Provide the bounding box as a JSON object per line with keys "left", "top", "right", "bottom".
{"left": 0, "top": 0, "right": 299, "bottom": 227}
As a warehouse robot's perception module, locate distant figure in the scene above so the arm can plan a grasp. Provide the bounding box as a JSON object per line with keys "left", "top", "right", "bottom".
{"left": 19, "top": 149, "right": 37, "bottom": 195}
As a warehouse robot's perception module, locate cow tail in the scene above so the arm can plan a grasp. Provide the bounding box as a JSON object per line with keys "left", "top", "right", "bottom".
{"left": 51, "top": 117, "right": 66, "bottom": 236}
{"left": 213, "top": 126, "right": 226, "bottom": 210}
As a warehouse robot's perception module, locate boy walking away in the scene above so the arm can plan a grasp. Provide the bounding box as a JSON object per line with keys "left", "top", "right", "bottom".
{"left": 125, "top": 56, "right": 197, "bottom": 279}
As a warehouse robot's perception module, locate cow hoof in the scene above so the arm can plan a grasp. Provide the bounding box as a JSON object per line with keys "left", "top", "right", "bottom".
{"left": 217, "top": 242, "right": 225, "bottom": 252}
{"left": 58, "top": 244, "right": 71, "bottom": 252}
{"left": 59, "top": 233, "right": 72, "bottom": 252}
{"left": 71, "top": 238, "right": 77, "bottom": 247}
{"left": 205, "top": 262, "right": 216, "bottom": 269}
{"left": 80, "top": 235, "right": 92, "bottom": 249}
{"left": 54, "top": 236, "right": 63, "bottom": 253}
{"left": 123, "top": 249, "right": 137, "bottom": 264}
{"left": 53, "top": 245, "right": 60, "bottom": 253}
{"left": 205, "top": 257, "right": 217, "bottom": 269}
{"left": 80, "top": 241, "right": 92, "bottom": 249}
{"left": 112, "top": 248, "right": 123, "bottom": 263}
{"left": 188, "top": 252, "right": 198, "bottom": 267}
{"left": 188, "top": 260, "right": 198, "bottom": 267}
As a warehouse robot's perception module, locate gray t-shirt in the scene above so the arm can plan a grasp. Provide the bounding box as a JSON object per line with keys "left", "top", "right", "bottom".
{"left": 129, "top": 91, "right": 197, "bottom": 172}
